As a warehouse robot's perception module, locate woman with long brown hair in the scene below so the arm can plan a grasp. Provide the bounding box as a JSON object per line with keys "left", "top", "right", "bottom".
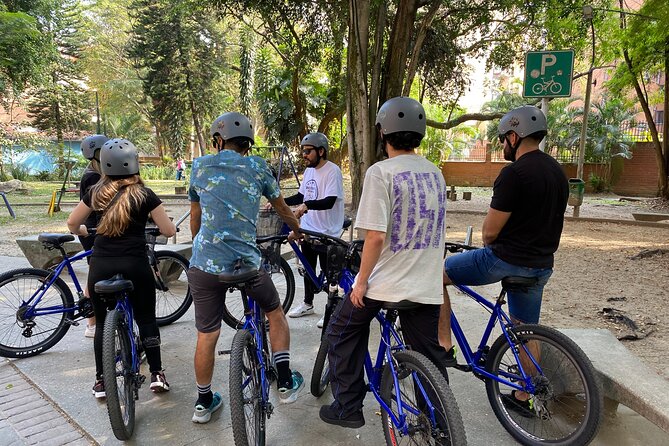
{"left": 67, "top": 138, "right": 176, "bottom": 398}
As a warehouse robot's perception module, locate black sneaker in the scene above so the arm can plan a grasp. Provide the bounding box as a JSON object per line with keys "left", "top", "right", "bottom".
{"left": 150, "top": 370, "right": 170, "bottom": 393}
{"left": 501, "top": 390, "right": 535, "bottom": 418}
{"left": 319, "top": 404, "right": 365, "bottom": 428}
{"left": 92, "top": 378, "right": 105, "bottom": 399}
{"left": 443, "top": 346, "right": 457, "bottom": 367}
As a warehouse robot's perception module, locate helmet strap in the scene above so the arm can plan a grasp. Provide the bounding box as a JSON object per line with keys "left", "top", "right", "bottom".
{"left": 504, "top": 134, "right": 522, "bottom": 162}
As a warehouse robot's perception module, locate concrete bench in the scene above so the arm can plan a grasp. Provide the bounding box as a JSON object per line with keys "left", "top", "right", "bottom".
{"left": 562, "top": 328, "right": 669, "bottom": 434}
{"left": 632, "top": 212, "right": 669, "bottom": 222}
{"left": 15, "top": 235, "right": 192, "bottom": 270}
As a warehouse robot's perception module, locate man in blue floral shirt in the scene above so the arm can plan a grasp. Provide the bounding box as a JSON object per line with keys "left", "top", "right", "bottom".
{"left": 187, "top": 111, "right": 304, "bottom": 424}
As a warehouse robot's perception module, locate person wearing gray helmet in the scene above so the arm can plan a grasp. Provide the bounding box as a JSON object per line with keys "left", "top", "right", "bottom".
{"left": 78, "top": 134, "right": 109, "bottom": 338}
{"left": 67, "top": 138, "right": 176, "bottom": 399}
{"left": 320, "top": 97, "right": 452, "bottom": 428}
{"left": 439, "top": 105, "right": 568, "bottom": 417}
{"left": 282, "top": 132, "right": 344, "bottom": 327}
{"left": 187, "top": 112, "right": 305, "bottom": 424}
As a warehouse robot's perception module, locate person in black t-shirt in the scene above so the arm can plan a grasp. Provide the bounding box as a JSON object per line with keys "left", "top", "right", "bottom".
{"left": 67, "top": 138, "right": 176, "bottom": 399}
{"left": 438, "top": 105, "right": 568, "bottom": 413}
{"left": 78, "top": 134, "right": 109, "bottom": 338}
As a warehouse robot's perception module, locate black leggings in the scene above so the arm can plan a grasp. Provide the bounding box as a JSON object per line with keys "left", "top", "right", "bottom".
{"left": 88, "top": 256, "right": 162, "bottom": 378}
{"left": 302, "top": 241, "right": 328, "bottom": 305}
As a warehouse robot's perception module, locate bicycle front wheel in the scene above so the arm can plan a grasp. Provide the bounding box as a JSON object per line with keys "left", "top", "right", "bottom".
{"left": 154, "top": 251, "right": 192, "bottom": 326}
{"left": 310, "top": 335, "right": 330, "bottom": 397}
{"left": 0, "top": 268, "right": 75, "bottom": 358}
{"left": 222, "top": 257, "right": 295, "bottom": 329}
{"left": 229, "top": 329, "right": 266, "bottom": 446}
{"left": 381, "top": 350, "right": 467, "bottom": 446}
{"left": 485, "top": 324, "right": 602, "bottom": 446}
{"left": 102, "top": 308, "right": 136, "bottom": 441}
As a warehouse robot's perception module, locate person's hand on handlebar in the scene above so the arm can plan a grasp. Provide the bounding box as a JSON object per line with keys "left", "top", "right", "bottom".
{"left": 287, "top": 230, "right": 304, "bottom": 243}
{"left": 293, "top": 203, "right": 308, "bottom": 219}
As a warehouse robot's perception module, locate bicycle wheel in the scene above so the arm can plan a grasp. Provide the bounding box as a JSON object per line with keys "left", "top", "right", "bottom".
{"left": 153, "top": 251, "right": 192, "bottom": 326}
{"left": 310, "top": 335, "right": 330, "bottom": 397}
{"left": 485, "top": 324, "right": 602, "bottom": 446}
{"left": 102, "top": 308, "right": 136, "bottom": 441}
{"left": 229, "top": 329, "right": 266, "bottom": 446}
{"left": 222, "top": 257, "right": 295, "bottom": 329}
{"left": 381, "top": 350, "right": 467, "bottom": 446}
{"left": 0, "top": 268, "right": 75, "bottom": 358}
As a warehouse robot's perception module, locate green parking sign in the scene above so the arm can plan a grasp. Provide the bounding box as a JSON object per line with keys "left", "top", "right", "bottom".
{"left": 523, "top": 50, "right": 574, "bottom": 98}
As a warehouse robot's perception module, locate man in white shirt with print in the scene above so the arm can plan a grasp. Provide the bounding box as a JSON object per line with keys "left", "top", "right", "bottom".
{"left": 285, "top": 132, "right": 345, "bottom": 327}
{"left": 319, "top": 97, "right": 451, "bottom": 428}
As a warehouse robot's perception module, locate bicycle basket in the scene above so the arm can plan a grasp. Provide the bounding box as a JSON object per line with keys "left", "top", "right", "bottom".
{"left": 256, "top": 208, "right": 284, "bottom": 236}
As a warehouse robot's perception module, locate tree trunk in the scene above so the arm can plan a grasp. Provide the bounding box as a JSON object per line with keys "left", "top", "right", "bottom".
{"left": 379, "top": 0, "right": 419, "bottom": 102}
{"left": 664, "top": 37, "right": 669, "bottom": 187}
{"left": 402, "top": 0, "right": 441, "bottom": 96}
{"left": 346, "top": 0, "right": 371, "bottom": 209}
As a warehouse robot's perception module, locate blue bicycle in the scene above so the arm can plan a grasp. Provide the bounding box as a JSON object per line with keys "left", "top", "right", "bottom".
{"left": 221, "top": 258, "right": 278, "bottom": 446}
{"left": 95, "top": 274, "right": 143, "bottom": 440}
{"left": 444, "top": 242, "right": 603, "bottom": 446}
{"left": 0, "top": 229, "right": 191, "bottom": 358}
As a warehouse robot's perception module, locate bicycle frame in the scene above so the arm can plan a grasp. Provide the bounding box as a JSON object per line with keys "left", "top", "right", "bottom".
{"left": 114, "top": 293, "right": 140, "bottom": 375}
{"left": 23, "top": 249, "right": 92, "bottom": 319}
{"left": 449, "top": 283, "right": 545, "bottom": 395}
{"left": 364, "top": 310, "right": 443, "bottom": 436}
{"left": 241, "top": 295, "right": 272, "bottom": 414}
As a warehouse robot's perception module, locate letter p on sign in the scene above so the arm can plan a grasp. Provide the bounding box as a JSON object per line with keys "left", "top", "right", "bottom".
{"left": 540, "top": 54, "right": 556, "bottom": 75}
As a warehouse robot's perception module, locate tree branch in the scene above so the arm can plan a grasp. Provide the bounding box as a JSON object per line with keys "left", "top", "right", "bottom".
{"left": 427, "top": 112, "right": 505, "bottom": 130}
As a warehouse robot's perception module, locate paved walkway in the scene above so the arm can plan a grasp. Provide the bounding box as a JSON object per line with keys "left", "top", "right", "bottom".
{"left": 1, "top": 254, "right": 668, "bottom": 445}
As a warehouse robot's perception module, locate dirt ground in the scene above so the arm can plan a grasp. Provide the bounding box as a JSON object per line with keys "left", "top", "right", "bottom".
{"left": 2, "top": 190, "right": 669, "bottom": 379}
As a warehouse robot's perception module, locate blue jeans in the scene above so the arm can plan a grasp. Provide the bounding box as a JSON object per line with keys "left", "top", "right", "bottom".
{"left": 444, "top": 246, "right": 552, "bottom": 323}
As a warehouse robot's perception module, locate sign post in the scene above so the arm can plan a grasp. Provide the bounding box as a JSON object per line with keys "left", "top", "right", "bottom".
{"left": 523, "top": 50, "right": 575, "bottom": 98}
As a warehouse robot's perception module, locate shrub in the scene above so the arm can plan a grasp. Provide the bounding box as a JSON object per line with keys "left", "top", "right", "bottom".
{"left": 9, "top": 164, "right": 29, "bottom": 181}
{"left": 588, "top": 173, "right": 608, "bottom": 193}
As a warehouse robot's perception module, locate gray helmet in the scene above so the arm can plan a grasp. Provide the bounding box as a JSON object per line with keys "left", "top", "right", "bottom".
{"left": 100, "top": 138, "right": 140, "bottom": 176}
{"left": 375, "top": 96, "right": 426, "bottom": 137}
{"left": 209, "top": 112, "right": 255, "bottom": 144}
{"left": 498, "top": 106, "right": 547, "bottom": 138}
{"left": 300, "top": 132, "right": 328, "bottom": 152}
{"left": 80, "top": 134, "right": 109, "bottom": 160}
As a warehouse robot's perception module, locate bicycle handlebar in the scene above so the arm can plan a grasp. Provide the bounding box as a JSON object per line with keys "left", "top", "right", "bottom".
{"left": 444, "top": 242, "right": 478, "bottom": 253}
{"left": 297, "top": 229, "right": 349, "bottom": 247}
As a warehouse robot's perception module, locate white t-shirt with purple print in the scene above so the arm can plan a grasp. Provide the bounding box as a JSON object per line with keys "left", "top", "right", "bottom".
{"left": 354, "top": 154, "right": 447, "bottom": 305}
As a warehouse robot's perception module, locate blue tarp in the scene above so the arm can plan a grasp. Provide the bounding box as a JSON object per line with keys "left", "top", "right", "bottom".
{"left": 14, "top": 150, "right": 57, "bottom": 174}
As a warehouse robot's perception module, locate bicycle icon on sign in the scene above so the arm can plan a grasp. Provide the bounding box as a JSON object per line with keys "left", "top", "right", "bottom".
{"left": 531, "top": 75, "right": 563, "bottom": 95}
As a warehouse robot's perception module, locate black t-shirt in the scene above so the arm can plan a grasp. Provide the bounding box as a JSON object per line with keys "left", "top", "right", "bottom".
{"left": 489, "top": 150, "right": 568, "bottom": 268}
{"left": 83, "top": 187, "right": 162, "bottom": 258}
{"left": 80, "top": 167, "right": 101, "bottom": 228}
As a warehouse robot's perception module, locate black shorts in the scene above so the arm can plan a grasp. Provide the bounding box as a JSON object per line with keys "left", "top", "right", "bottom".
{"left": 188, "top": 267, "right": 281, "bottom": 333}
{"left": 78, "top": 234, "right": 96, "bottom": 264}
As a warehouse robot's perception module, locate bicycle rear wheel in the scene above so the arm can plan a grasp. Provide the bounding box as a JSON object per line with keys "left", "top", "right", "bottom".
{"left": 229, "top": 329, "right": 266, "bottom": 446}
{"left": 381, "top": 350, "right": 467, "bottom": 446}
{"left": 0, "top": 268, "right": 74, "bottom": 358}
{"left": 102, "top": 308, "right": 136, "bottom": 441}
{"left": 485, "top": 324, "right": 602, "bottom": 446}
{"left": 222, "top": 257, "right": 294, "bottom": 329}
{"left": 153, "top": 251, "right": 192, "bottom": 326}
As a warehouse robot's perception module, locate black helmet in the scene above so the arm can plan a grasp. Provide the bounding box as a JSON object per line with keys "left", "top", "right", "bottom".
{"left": 300, "top": 132, "right": 328, "bottom": 152}
{"left": 209, "top": 112, "right": 255, "bottom": 145}
{"left": 375, "top": 96, "right": 426, "bottom": 137}
{"left": 498, "top": 106, "right": 547, "bottom": 138}
{"left": 80, "top": 134, "right": 109, "bottom": 160}
{"left": 100, "top": 138, "right": 140, "bottom": 176}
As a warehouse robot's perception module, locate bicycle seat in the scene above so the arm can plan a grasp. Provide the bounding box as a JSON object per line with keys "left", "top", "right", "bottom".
{"left": 219, "top": 265, "right": 259, "bottom": 285}
{"left": 382, "top": 300, "right": 423, "bottom": 311}
{"left": 501, "top": 276, "right": 538, "bottom": 292}
{"left": 94, "top": 274, "right": 134, "bottom": 294}
{"left": 38, "top": 233, "right": 75, "bottom": 246}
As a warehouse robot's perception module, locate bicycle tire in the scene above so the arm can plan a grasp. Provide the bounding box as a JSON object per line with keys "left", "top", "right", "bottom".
{"left": 485, "top": 324, "right": 602, "bottom": 446}
{"left": 532, "top": 83, "right": 544, "bottom": 95}
{"left": 153, "top": 251, "right": 192, "bottom": 326}
{"left": 310, "top": 335, "right": 330, "bottom": 397}
{"left": 549, "top": 82, "right": 562, "bottom": 95}
{"left": 222, "top": 257, "right": 295, "bottom": 329}
{"left": 102, "top": 308, "right": 136, "bottom": 441}
{"left": 0, "top": 268, "right": 75, "bottom": 358}
{"left": 380, "top": 350, "right": 467, "bottom": 445}
{"left": 229, "top": 329, "right": 266, "bottom": 446}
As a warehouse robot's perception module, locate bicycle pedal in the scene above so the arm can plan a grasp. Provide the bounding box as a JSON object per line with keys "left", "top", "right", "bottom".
{"left": 65, "top": 319, "right": 79, "bottom": 326}
{"left": 454, "top": 364, "right": 471, "bottom": 372}
{"left": 297, "top": 267, "right": 306, "bottom": 277}
{"left": 218, "top": 349, "right": 231, "bottom": 355}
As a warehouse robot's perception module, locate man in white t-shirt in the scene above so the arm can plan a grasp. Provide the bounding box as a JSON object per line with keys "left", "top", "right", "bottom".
{"left": 284, "top": 132, "right": 345, "bottom": 325}
{"left": 319, "top": 97, "right": 452, "bottom": 428}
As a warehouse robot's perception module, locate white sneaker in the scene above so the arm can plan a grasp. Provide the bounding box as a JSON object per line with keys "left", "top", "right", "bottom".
{"left": 287, "top": 303, "right": 314, "bottom": 318}
{"left": 84, "top": 324, "right": 96, "bottom": 338}
{"left": 317, "top": 315, "right": 325, "bottom": 328}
